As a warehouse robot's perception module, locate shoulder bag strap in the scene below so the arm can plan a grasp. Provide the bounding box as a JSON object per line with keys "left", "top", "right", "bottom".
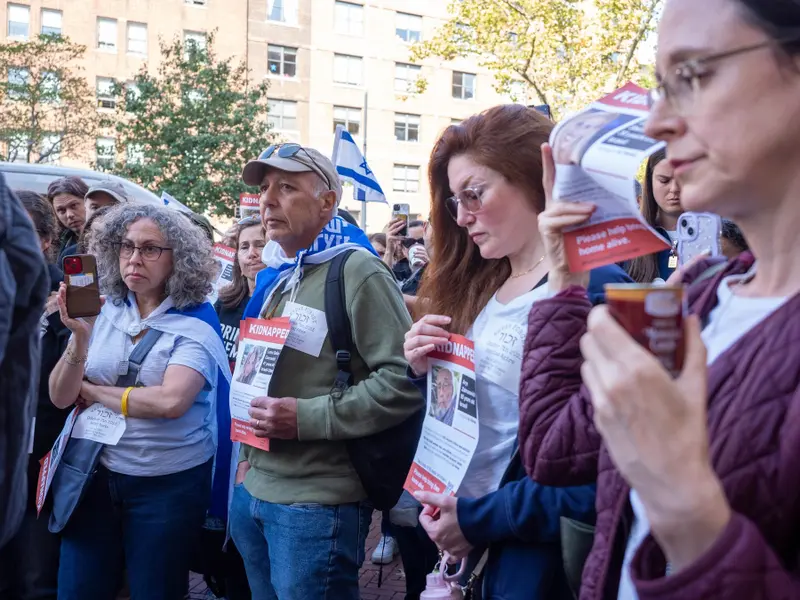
{"left": 116, "top": 328, "right": 165, "bottom": 387}
{"left": 324, "top": 249, "right": 356, "bottom": 397}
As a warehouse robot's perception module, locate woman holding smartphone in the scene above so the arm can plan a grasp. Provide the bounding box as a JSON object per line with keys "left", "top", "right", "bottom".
{"left": 49, "top": 204, "right": 230, "bottom": 600}
{"left": 518, "top": 0, "right": 800, "bottom": 597}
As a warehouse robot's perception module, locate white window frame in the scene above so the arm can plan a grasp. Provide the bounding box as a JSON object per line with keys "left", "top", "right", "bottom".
{"left": 267, "top": 45, "right": 298, "bottom": 78}
{"left": 267, "top": 0, "right": 299, "bottom": 25}
{"left": 396, "top": 12, "right": 422, "bottom": 44}
{"left": 334, "top": 1, "right": 363, "bottom": 36}
{"left": 267, "top": 99, "right": 298, "bottom": 131}
{"left": 392, "top": 164, "right": 420, "bottom": 193}
{"left": 333, "top": 54, "right": 362, "bottom": 86}
{"left": 41, "top": 71, "right": 60, "bottom": 103}
{"left": 96, "top": 137, "right": 116, "bottom": 167}
{"left": 96, "top": 77, "right": 116, "bottom": 110}
{"left": 7, "top": 67, "right": 30, "bottom": 100}
{"left": 41, "top": 9, "right": 62, "bottom": 36}
{"left": 333, "top": 105, "right": 361, "bottom": 135}
{"left": 39, "top": 134, "right": 61, "bottom": 164}
{"left": 127, "top": 22, "right": 147, "bottom": 56}
{"left": 184, "top": 31, "right": 207, "bottom": 58}
{"left": 394, "top": 113, "right": 420, "bottom": 143}
{"left": 394, "top": 62, "right": 421, "bottom": 93}
{"left": 97, "top": 18, "right": 118, "bottom": 52}
{"left": 126, "top": 143, "right": 145, "bottom": 165}
{"left": 452, "top": 71, "right": 476, "bottom": 100}
{"left": 7, "top": 4, "right": 30, "bottom": 40}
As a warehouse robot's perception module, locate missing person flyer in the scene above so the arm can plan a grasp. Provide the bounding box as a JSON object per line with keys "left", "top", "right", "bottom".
{"left": 404, "top": 335, "right": 478, "bottom": 497}
{"left": 230, "top": 317, "right": 292, "bottom": 451}
{"left": 35, "top": 407, "right": 80, "bottom": 515}
{"left": 551, "top": 82, "right": 669, "bottom": 271}
{"left": 209, "top": 244, "right": 236, "bottom": 304}
{"left": 239, "top": 193, "right": 260, "bottom": 218}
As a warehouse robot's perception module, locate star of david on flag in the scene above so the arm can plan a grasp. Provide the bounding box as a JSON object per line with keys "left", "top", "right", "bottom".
{"left": 331, "top": 125, "right": 387, "bottom": 204}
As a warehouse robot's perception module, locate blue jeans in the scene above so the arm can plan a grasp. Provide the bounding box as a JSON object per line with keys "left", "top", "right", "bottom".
{"left": 57, "top": 460, "right": 212, "bottom": 600}
{"left": 229, "top": 484, "right": 372, "bottom": 600}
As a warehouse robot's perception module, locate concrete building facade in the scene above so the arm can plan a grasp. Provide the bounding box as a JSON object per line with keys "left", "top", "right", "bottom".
{"left": 2, "top": 0, "right": 521, "bottom": 230}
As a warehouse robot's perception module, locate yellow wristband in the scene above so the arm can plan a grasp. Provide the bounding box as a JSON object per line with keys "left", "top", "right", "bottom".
{"left": 121, "top": 386, "right": 134, "bottom": 417}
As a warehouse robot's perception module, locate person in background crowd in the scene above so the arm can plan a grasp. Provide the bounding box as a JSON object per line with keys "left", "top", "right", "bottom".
{"left": 404, "top": 105, "right": 631, "bottom": 600}
{"left": 368, "top": 232, "right": 387, "bottom": 258}
{"left": 47, "top": 176, "right": 89, "bottom": 258}
{"left": 0, "top": 191, "right": 70, "bottom": 600}
{"left": 338, "top": 207, "right": 360, "bottom": 227}
{"left": 231, "top": 143, "right": 422, "bottom": 599}
{"left": 75, "top": 206, "right": 113, "bottom": 255}
{"left": 721, "top": 218, "right": 749, "bottom": 259}
{"left": 401, "top": 221, "right": 432, "bottom": 298}
{"left": 48, "top": 204, "right": 230, "bottom": 600}
{"left": 519, "top": 0, "right": 800, "bottom": 597}
{"left": 626, "top": 148, "right": 684, "bottom": 282}
{"left": 183, "top": 211, "right": 216, "bottom": 245}
{"left": 383, "top": 219, "right": 426, "bottom": 283}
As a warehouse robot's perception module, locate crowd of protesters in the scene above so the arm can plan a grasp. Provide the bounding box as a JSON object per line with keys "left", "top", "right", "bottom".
{"left": 1, "top": 0, "right": 799, "bottom": 599}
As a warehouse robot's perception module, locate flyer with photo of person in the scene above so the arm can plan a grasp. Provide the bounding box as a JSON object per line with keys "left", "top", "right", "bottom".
{"left": 404, "top": 335, "right": 478, "bottom": 497}
{"left": 229, "top": 317, "right": 292, "bottom": 451}
{"left": 239, "top": 193, "right": 260, "bottom": 218}
{"left": 208, "top": 243, "right": 236, "bottom": 304}
{"left": 550, "top": 82, "right": 670, "bottom": 272}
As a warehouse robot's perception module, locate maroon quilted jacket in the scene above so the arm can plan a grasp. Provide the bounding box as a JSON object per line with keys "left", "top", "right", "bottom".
{"left": 518, "top": 252, "right": 800, "bottom": 599}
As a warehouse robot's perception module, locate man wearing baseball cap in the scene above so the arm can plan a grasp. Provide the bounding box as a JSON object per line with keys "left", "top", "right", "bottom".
{"left": 229, "top": 144, "right": 422, "bottom": 599}
{"left": 84, "top": 180, "right": 131, "bottom": 220}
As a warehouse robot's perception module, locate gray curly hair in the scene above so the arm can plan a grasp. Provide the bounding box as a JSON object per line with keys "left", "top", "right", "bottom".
{"left": 90, "top": 203, "right": 216, "bottom": 309}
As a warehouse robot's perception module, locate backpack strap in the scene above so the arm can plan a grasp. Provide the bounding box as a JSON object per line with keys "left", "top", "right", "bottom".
{"left": 324, "top": 250, "right": 357, "bottom": 398}
{"left": 116, "top": 328, "right": 165, "bottom": 387}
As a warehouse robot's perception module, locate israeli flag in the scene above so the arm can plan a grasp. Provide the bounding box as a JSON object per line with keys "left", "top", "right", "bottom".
{"left": 332, "top": 125, "right": 387, "bottom": 204}
{"left": 161, "top": 191, "right": 193, "bottom": 214}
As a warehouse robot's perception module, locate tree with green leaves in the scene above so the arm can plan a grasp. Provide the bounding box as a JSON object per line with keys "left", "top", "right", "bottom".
{"left": 104, "top": 33, "right": 275, "bottom": 216}
{"left": 0, "top": 34, "right": 101, "bottom": 163}
{"left": 411, "top": 0, "right": 662, "bottom": 119}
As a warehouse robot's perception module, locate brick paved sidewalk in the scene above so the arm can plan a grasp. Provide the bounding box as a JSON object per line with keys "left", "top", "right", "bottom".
{"left": 188, "top": 512, "right": 405, "bottom": 600}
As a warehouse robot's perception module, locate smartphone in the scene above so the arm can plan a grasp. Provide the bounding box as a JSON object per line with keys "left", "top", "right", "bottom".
{"left": 392, "top": 203, "right": 410, "bottom": 237}
{"left": 677, "top": 212, "right": 722, "bottom": 267}
{"left": 62, "top": 254, "right": 102, "bottom": 318}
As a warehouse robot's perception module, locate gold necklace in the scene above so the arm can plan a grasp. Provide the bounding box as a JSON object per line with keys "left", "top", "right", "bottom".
{"left": 509, "top": 255, "right": 546, "bottom": 279}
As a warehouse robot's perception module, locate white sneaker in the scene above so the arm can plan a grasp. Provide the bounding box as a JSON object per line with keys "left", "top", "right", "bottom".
{"left": 371, "top": 535, "right": 397, "bottom": 564}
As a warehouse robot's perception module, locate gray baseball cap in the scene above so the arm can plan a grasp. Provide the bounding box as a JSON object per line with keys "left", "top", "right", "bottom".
{"left": 242, "top": 144, "right": 343, "bottom": 203}
{"left": 85, "top": 180, "right": 131, "bottom": 205}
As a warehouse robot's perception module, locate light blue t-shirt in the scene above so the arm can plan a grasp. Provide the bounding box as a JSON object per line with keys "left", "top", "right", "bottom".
{"left": 84, "top": 295, "right": 217, "bottom": 476}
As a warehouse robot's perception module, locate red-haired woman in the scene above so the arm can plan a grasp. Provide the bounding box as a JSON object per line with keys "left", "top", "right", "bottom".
{"left": 403, "top": 105, "right": 632, "bottom": 599}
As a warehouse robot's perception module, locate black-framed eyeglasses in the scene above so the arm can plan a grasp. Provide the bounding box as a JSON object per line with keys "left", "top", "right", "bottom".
{"left": 445, "top": 186, "right": 484, "bottom": 220}
{"left": 401, "top": 237, "right": 424, "bottom": 248}
{"left": 114, "top": 241, "right": 172, "bottom": 261}
{"left": 258, "top": 144, "right": 332, "bottom": 191}
{"left": 648, "top": 36, "right": 800, "bottom": 113}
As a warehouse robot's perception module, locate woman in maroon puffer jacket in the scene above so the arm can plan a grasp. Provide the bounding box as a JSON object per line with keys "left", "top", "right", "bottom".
{"left": 517, "top": 0, "right": 800, "bottom": 598}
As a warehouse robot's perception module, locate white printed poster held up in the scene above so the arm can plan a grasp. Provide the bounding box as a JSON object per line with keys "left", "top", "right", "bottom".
{"left": 230, "top": 317, "right": 292, "bottom": 452}
{"left": 404, "top": 335, "right": 478, "bottom": 497}
{"left": 35, "top": 407, "right": 80, "bottom": 515}
{"left": 550, "top": 82, "right": 669, "bottom": 272}
{"left": 239, "top": 193, "right": 260, "bottom": 219}
{"left": 209, "top": 244, "right": 236, "bottom": 304}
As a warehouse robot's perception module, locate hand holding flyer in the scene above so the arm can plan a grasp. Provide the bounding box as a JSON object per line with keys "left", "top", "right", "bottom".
{"left": 550, "top": 82, "right": 670, "bottom": 272}
{"left": 35, "top": 407, "right": 80, "bottom": 515}
{"left": 404, "top": 335, "right": 478, "bottom": 497}
{"left": 229, "top": 317, "right": 292, "bottom": 451}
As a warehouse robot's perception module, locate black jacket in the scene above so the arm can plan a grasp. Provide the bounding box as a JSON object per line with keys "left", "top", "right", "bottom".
{"left": 0, "top": 177, "right": 49, "bottom": 548}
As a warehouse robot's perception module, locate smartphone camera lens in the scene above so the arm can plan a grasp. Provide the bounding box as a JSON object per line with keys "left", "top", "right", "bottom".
{"left": 393, "top": 204, "right": 400, "bottom": 211}
{"left": 687, "top": 227, "right": 695, "bottom": 237}
{"left": 680, "top": 219, "right": 688, "bottom": 228}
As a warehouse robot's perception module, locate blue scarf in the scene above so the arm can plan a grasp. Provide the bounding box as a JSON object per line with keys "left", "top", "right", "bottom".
{"left": 243, "top": 216, "right": 377, "bottom": 320}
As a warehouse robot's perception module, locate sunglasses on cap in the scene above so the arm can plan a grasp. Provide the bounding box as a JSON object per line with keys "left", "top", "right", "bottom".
{"left": 259, "top": 144, "right": 332, "bottom": 190}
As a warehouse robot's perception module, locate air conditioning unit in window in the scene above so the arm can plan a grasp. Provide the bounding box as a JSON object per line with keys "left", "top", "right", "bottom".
{"left": 97, "top": 98, "right": 116, "bottom": 110}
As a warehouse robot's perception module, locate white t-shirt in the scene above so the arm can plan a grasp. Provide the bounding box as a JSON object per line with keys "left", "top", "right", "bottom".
{"left": 617, "top": 270, "right": 786, "bottom": 599}
{"left": 458, "top": 284, "right": 549, "bottom": 499}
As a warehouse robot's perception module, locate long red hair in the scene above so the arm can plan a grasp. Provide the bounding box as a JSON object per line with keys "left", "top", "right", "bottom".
{"left": 416, "top": 105, "right": 553, "bottom": 333}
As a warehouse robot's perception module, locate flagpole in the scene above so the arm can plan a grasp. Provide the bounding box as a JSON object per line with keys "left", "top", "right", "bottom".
{"left": 360, "top": 90, "right": 368, "bottom": 231}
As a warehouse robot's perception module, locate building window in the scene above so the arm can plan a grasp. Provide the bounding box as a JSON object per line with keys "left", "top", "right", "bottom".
{"left": 267, "top": 0, "right": 298, "bottom": 25}
{"left": 393, "top": 165, "right": 419, "bottom": 193}
{"left": 96, "top": 138, "right": 116, "bottom": 168}
{"left": 41, "top": 9, "right": 62, "bottom": 36}
{"left": 334, "top": 1, "right": 363, "bottom": 36}
{"left": 333, "top": 54, "right": 362, "bottom": 86}
{"left": 97, "top": 18, "right": 117, "bottom": 52}
{"left": 39, "top": 134, "right": 61, "bottom": 164}
{"left": 333, "top": 106, "right": 360, "bottom": 135}
{"left": 394, "top": 62, "right": 421, "bottom": 93}
{"left": 184, "top": 31, "right": 206, "bottom": 57}
{"left": 267, "top": 99, "right": 297, "bottom": 130}
{"left": 96, "top": 77, "right": 116, "bottom": 110}
{"left": 394, "top": 113, "right": 420, "bottom": 142}
{"left": 41, "top": 71, "right": 60, "bottom": 103}
{"left": 7, "top": 67, "right": 30, "bottom": 100}
{"left": 8, "top": 135, "right": 30, "bottom": 162}
{"left": 127, "top": 23, "right": 147, "bottom": 56}
{"left": 127, "top": 143, "right": 145, "bottom": 165}
{"left": 396, "top": 12, "right": 422, "bottom": 43}
{"left": 452, "top": 71, "right": 476, "bottom": 100}
{"left": 8, "top": 4, "right": 30, "bottom": 40}
{"left": 185, "top": 0, "right": 207, "bottom": 5}
{"left": 267, "top": 45, "right": 297, "bottom": 78}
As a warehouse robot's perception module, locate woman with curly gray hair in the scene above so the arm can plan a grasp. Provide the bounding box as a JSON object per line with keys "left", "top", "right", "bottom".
{"left": 48, "top": 203, "right": 232, "bottom": 600}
